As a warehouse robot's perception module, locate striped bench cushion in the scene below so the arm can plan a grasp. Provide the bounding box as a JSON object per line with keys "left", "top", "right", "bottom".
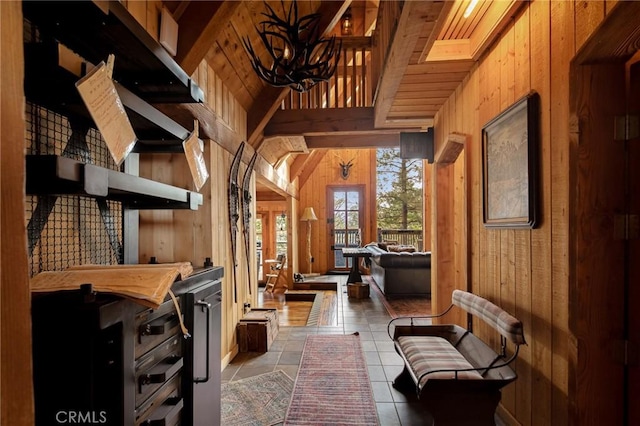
{"left": 452, "top": 290, "right": 526, "bottom": 345}
{"left": 397, "top": 335, "right": 483, "bottom": 388}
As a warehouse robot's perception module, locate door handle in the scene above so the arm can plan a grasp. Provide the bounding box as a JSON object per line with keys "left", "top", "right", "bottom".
{"left": 193, "top": 299, "right": 211, "bottom": 383}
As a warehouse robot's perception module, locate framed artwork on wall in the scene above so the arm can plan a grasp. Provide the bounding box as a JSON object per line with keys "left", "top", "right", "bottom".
{"left": 482, "top": 92, "right": 539, "bottom": 229}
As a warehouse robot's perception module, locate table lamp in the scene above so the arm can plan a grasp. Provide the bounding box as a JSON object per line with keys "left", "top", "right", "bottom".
{"left": 300, "top": 207, "right": 318, "bottom": 275}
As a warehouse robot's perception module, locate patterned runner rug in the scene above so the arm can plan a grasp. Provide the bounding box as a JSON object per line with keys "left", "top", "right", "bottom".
{"left": 222, "top": 370, "right": 294, "bottom": 426}
{"left": 284, "top": 334, "right": 379, "bottom": 425}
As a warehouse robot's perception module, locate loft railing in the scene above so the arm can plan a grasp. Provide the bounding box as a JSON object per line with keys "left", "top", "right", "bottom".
{"left": 371, "top": 0, "right": 403, "bottom": 105}
{"left": 280, "top": 1, "right": 404, "bottom": 111}
{"left": 378, "top": 229, "right": 423, "bottom": 251}
{"left": 281, "top": 37, "right": 373, "bottom": 110}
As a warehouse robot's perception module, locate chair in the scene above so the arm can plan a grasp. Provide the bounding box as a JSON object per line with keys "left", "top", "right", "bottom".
{"left": 264, "top": 253, "right": 286, "bottom": 293}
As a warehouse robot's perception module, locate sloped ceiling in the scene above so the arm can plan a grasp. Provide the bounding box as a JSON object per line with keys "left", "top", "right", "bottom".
{"left": 162, "top": 0, "right": 524, "bottom": 168}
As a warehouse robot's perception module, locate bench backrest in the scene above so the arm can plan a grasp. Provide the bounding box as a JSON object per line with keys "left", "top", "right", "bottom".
{"left": 452, "top": 290, "right": 526, "bottom": 346}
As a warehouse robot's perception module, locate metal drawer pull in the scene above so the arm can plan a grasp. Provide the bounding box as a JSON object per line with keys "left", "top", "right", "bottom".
{"left": 139, "top": 315, "right": 178, "bottom": 336}
{"left": 143, "top": 397, "right": 183, "bottom": 426}
{"left": 139, "top": 357, "right": 183, "bottom": 387}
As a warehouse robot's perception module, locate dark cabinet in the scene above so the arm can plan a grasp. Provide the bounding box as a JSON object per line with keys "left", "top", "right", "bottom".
{"left": 24, "top": 2, "right": 222, "bottom": 424}
{"left": 183, "top": 281, "right": 223, "bottom": 426}
{"left": 31, "top": 267, "right": 223, "bottom": 426}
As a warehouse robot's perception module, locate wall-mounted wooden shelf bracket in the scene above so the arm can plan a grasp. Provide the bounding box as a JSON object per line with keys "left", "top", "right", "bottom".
{"left": 27, "top": 155, "right": 203, "bottom": 210}
{"left": 23, "top": 0, "right": 204, "bottom": 104}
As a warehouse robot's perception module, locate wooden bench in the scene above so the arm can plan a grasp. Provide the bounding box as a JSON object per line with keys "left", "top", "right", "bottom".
{"left": 387, "top": 290, "right": 526, "bottom": 425}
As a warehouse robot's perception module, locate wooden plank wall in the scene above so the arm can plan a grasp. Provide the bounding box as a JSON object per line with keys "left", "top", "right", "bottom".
{"left": 297, "top": 149, "right": 376, "bottom": 274}
{"left": 431, "top": 1, "right": 616, "bottom": 424}
{"left": 1, "top": 2, "right": 35, "bottom": 424}
{"left": 128, "top": 1, "right": 252, "bottom": 367}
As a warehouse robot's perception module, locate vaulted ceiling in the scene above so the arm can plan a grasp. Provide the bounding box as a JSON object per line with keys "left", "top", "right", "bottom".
{"left": 160, "top": 0, "right": 524, "bottom": 194}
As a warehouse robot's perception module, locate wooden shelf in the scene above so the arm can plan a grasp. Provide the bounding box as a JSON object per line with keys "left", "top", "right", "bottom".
{"left": 23, "top": 0, "right": 204, "bottom": 104}
{"left": 25, "top": 42, "right": 191, "bottom": 153}
{"left": 26, "top": 155, "right": 203, "bottom": 210}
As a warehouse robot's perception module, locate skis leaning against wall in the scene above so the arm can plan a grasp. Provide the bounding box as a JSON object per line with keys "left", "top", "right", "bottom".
{"left": 227, "top": 141, "right": 245, "bottom": 303}
{"left": 241, "top": 149, "right": 258, "bottom": 295}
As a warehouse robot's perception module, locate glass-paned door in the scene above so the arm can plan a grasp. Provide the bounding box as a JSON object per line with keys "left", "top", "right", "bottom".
{"left": 274, "top": 212, "right": 287, "bottom": 260}
{"left": 256, "top": 215, "right": 263, "bottom": 282}
{"left": 329, "top": 186, "right": 363, "bottom": 271}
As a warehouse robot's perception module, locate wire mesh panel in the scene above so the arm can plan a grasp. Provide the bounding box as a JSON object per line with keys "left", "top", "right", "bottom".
{"left": 25, "top": 102, "right": 123, "bottom": 276}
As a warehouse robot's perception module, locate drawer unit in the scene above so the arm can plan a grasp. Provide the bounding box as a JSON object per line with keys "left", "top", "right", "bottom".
{"left": 135, "top": 299, "right": 182, "bottom": 359}
{"left": 31, "top": 267, "right": 223, "bottom": 426}
{"left": 135, "top": 373, "right": 182, "bottom": 426}
{"left": 135, "top": 334, "right": 182, "bottom": 407}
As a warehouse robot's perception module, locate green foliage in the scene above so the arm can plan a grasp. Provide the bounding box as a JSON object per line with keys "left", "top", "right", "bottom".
{"left": 376, "top": 148, "right": 423, "bottom": 230}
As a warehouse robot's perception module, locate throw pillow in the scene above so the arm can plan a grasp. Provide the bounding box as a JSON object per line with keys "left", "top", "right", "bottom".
{"left": 387, "top": 245, "right": 416, "bottom": 253}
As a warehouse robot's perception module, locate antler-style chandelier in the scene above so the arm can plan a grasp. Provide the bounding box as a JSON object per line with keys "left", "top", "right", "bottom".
{"left": 243, "top": 0, "right": 341, "bottom": 93}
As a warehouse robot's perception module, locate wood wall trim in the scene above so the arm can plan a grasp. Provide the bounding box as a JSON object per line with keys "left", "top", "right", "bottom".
{"left": 435, "top": 132, "right": 466, "bottom": 164}
{"left": 1, "top": 1, "right": 34, "bottom": 423}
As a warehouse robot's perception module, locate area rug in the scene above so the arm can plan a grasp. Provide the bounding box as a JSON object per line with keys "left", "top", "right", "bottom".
{"left": 367, "top": 276, "right": 432, "bottom": 318}
{"left": 284, "top": 334, "right": 378, "bottom": 425}
{"left": 221, "top": 370, "right": 294, "bottom": 426}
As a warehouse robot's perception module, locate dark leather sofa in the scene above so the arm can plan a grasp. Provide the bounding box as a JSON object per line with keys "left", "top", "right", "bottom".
{"left": 365, "top": 243, "right": 431, "bottom": 297}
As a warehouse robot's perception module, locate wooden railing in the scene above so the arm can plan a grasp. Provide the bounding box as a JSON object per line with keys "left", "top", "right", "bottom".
{"left": 371, "top": 0, "right": 403, "bottom": 105}
{"left": 281, "top": 37, "right": 374, "bottom": 110}
{"left": 378, "top": 229, "right": 423, "bottom": 251}
{"left": 333, "top": 229, "right": 361, "bottom": 248}
{"left": 280, "top": 2, "right": 404, "bottom": 112}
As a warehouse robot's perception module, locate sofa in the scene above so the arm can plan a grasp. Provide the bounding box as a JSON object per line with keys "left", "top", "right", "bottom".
{"left": 365, "top": 243, "right": 431, "bottom": 297}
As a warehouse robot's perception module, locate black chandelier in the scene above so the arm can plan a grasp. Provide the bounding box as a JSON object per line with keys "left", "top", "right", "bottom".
{"left": 243, "top": 0, "right": 341, "bottom": 93}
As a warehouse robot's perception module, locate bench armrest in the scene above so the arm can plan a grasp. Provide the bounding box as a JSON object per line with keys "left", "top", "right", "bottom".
{"left": 387, "top": 304, "right": 455, "bottom": 339}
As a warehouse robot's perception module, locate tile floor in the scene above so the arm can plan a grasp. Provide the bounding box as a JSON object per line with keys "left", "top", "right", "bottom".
{"left": 221, "top": 275, "right": 505, "bottom": 425}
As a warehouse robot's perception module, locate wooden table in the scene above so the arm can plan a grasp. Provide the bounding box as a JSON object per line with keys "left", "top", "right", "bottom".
{"left": 341, "top": 247, "right": 372, "bottom": 284}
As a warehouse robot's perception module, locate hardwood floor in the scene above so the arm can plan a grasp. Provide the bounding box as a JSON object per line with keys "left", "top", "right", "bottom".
{"left": 257, "top": 285, "right": 340, "bottom": 326}
{"left": 258, "top": 290, "right": 340, "bottom": 326}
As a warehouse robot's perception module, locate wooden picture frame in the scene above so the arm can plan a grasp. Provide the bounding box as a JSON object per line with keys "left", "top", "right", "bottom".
{"left": 482, "top": 92, "right": 539, "bottom": 228}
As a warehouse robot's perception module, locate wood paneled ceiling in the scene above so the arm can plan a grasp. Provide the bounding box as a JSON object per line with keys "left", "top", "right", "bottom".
{"left": 162, "top": 0, "right": 523, "bottom": 167}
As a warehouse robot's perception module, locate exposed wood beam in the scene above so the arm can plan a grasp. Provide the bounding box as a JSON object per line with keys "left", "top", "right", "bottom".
{"left": 246, "top": 1, "right": 351, "bottom": 147}
{"left": 154, "top": 102, "right": 296, "bottom": 198}
{"left": 416, "top": 1, "right": 454, "bottom": 63}
{"left": 266, "top": 107, "right": 375, "bottom": 136}
{"left": 175, "top": 1, "right": 241, "bottom": 76}
{"left": 290, "top": 154, "right": 311, "bottom": 181}
{"left": 574, "top": 0, "right": 640, "bottom": 64}
{"left": 468, "top": 0, "right": 523, "bottom": 61}
{"left": 305, "top": 133, "right": 400, "bottom": 149}
{"left": 256, "top": 191, "right": 286, "bottom": 202}
{"left": 297, "top": 150, "right": 328, "bottom": 189}
{"left": 374, "top": 1, "right": 449, "bottom": 127}
{"left": 266, "top": 107, "right": 408, "bottom": 136}
{"left": 258, "top": 135, "right": 307, "bottom": 169}
{"left": 425, "top": 39, "right": 472, "bottom": 62}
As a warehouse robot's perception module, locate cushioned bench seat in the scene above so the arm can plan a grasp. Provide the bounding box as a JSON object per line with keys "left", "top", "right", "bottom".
{"left": 396, "top": 336, "right": 483, "bottom": 389}
{"left": 388, "top": 290, "right": 526, "bottom": 425}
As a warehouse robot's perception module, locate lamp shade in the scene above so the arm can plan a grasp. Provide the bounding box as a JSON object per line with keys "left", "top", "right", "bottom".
{"left": 300, "top": 207, "right": 318, "bottom": 222}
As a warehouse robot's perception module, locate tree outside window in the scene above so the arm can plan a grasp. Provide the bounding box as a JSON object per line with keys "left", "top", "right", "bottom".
{"left": 275, "top": 212, "right": 287, "bottom": 257}
{"left": 376, "top": 148, "right": 423, "bottom": 230}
